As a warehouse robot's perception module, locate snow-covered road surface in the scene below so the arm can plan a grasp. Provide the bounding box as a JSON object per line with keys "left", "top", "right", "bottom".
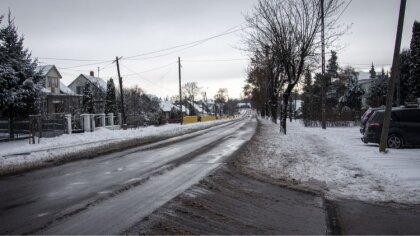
{"left": 0, "top": 116, "right": 257, "bottom": 234}
{"left": 240, "top": 118, "right": 420, "bottom": 204}
{"left": 0, "top": 118, "right": 233, "bottom": 175}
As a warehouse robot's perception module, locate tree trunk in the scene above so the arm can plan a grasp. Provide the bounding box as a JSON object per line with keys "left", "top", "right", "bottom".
{"left": 270, "top": 95, "right": 278, "bottom": 124}
{"left": 289, "top": 95, "right": 293, "bottom": 122}
{"left": 281, "top": 94, "right": 289, "bottom": 134}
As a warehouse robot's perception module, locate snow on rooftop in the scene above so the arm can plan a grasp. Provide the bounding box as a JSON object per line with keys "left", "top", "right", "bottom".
{"left": 160, "top": 100, "right": 174, "bottom": 112}
{"left": 82, "top": 74, "right": 107, "bottom": 91}
{"left": 159, "top": 100, "right": 190, "bottom": 115}
{"left": 60, "top": 82, "right": 77, "bottom": 95}
{"left": 35, "top": 65, "right": 54, "bottom": 77}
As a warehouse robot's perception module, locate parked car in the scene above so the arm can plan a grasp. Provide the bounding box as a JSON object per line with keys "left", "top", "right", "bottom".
{"left": 361, "top": 108, "right": 420, "bottom": 148}
{"left": 360, "top": 107, "right": 384, "bottom": 134}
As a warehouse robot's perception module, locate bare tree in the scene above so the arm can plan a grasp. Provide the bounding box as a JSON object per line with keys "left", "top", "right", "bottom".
{"left": 244, "top": 0, "right": 346, "bottom": 134}
{"left": 214, "top": 88, "right": 228, "bottom": 116}
{"left": 182, "top": 82, "right": 201, "bottom": 105}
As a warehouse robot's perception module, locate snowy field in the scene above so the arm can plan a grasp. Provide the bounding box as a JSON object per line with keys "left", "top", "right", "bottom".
{"left": 0, "top": 119, "right": 232, "bottom": 175}
{"left": 240, "top": 118, "right": 420, "bottom": 204}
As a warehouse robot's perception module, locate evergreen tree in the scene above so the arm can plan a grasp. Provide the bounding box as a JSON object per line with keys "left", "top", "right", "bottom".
{"left": 82, "top": 83, "right": 94, "bottom": 113}
{"left": 327, "top": 50, "right": 339, "bottom": 78}
{"left": 369, "top": 63, "right": 377, "bottom": 78}
{"left": 104, "top": 78, "right": 117, "bottom": 115}
{"left": 366, "top": 77, "right": 388, "bottom": 107}
{"left": 0, "top": 11, "right": 41, "bottom": 138}
{"left": 409, "top": 21, "right": 420, "bottom": 98}
{"left": 399, "top": 49, "right": 415, "bottom": 103}
{"left": 339, "top": 72, "right": 365, "bottom": 111}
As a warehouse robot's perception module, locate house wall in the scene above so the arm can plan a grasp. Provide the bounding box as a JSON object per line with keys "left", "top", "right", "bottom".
{"left": 45, "top": 69, "right": 61, "bottom": 95}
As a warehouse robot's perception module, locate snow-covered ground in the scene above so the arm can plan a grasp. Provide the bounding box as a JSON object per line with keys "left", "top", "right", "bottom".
{"left": 0, "top": 119, "right": 232, "bottom": 175}
{"left": 240, "top": 118, "right": 420, "bottom": 204}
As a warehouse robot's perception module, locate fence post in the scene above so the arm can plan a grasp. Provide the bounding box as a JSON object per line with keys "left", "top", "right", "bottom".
{"left": 91, "top": 114, "right": 96, "bottom": 131}
{"left": 100, "top": 113, "right": 106, "bottom": 127}
{"left": 65, "top": 114, "right": 72, "bottom": 134}
{"left": 81, "top": 114, "right": 91, "bottom": 132}
{"left": 108, "top": 113, "right": 114, "bottom": 126}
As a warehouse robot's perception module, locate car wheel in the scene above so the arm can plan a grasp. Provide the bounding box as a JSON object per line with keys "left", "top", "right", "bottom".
{"left": 387, "top": 134, "right": 404, "bottom": 149}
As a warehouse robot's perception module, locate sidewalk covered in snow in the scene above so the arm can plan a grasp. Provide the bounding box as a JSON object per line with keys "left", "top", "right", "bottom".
{"left": 239, "top": 118, "right": 420, "bottom": 204}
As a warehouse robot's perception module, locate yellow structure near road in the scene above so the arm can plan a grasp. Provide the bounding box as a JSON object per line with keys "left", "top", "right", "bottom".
{"left": 201, "top": 116, "right": 217, "bottom": 122}
{"left": 183, "top": 116, "right": 198, "bottom": 124}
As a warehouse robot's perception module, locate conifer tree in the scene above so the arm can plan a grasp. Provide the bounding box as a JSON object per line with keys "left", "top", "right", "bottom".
{"left": 369, "top": 63, "right": 377, "bottom": 78}
{"left": 327, "top": 50, "right": 339, "bottom": 78}
{"left": 409, "top": 21, "right": 420, "bottom": 98}
{"left": 0, "top": 11, "right": 41, "bottom": 138}
{"left": 104, "top": 78, "right": 117, "bottom": 115}
{"left": 82, "top": 83, "right": 95, "bottom": 113}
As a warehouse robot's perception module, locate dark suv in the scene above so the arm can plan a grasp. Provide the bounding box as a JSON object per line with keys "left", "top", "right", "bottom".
{"left": 361, "top": 108, "right": 420, "bottom": 148}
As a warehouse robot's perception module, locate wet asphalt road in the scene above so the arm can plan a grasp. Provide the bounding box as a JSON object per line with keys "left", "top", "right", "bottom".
{"left": 0, "top": 116, "right": 257, "bottom": 234}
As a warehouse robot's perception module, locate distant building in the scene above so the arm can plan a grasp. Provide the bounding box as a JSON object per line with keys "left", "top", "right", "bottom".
{"left": 159, "top": 100, "right": 190, "bottom": 120}
{"left": 35, "top": 65, "right": 81, "bottom": 114}
{"left": 68, "top": 71, "right": 107, "bottom": 113}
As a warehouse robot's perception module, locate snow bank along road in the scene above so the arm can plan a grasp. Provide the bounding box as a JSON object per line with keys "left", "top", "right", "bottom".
{"left": 0, "top": 116, "right": 257, "bottom": 234}
{"left": 0, "top": 117, "right": 235, "bottom": 176}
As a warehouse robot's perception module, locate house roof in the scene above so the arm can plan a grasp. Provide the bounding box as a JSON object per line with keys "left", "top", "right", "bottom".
{"left": 160, "top": 100, "right": 175, "bottom": 112}
{"left": 80, "top": 74, "right": 107, "bottom": 91}
{"left": 159, "top": 100, "right": 190, "bottom": 115}
{"left": 60, "top": 82, "right": 77, "bottom": 95}
{"left": 35, "top": 65, "right": 62, "bottom": 79}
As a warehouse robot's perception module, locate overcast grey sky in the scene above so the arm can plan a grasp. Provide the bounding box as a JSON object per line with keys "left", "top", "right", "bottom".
{"left": 0, "top": 0, "right": 419, "bottom": 99}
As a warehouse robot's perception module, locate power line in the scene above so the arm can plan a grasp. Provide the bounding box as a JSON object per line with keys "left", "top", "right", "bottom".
{"left": 60, "top": 60, "right": 114, "bottom": 69}
{"left": 123, "top": 23, "right": 247, "bottom": 60}
{"left": 38, "top": 57, "right": 108, "bottom": 62}
{"left": 336, "top": 0, "right": 353, "bottom": 21}
{"left": 120, "top": 64, "right": 174, "bottom": 92}
{"left": 133, "top": 61, "right": 177, "bottom": 74}
{"left": 183, "top": 58, "right": 249, "bottom": 63}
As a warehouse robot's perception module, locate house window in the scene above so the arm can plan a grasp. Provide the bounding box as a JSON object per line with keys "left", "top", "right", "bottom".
{"left": 47, "top": 76, "right": 58, "bottom": 88}
{"left": 76, "top": 86, "right": 84, "bottom": 95}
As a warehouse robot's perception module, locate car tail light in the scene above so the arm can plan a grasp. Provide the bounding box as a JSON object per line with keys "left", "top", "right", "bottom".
{"left": 368, "top": 123, "right": 381, "bottom": 129}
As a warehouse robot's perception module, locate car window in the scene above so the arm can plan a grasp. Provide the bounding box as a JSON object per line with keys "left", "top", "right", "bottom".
{"left": 370, "top": 111, "right": 384, "bottom": 122}
{"left": 396, "top": 109, "right": 420, "bottom": 123}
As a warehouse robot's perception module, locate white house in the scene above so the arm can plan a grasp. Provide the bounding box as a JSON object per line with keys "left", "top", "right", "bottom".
{"left": 68, "top": 71, "right": 107, "bottom": 113}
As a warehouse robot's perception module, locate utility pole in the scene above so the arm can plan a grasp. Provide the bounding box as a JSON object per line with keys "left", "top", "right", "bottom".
{"left": 97, "top": 67, "right": 100, "bottom": 78}
{"left": 178, "top": 57, "right": 183, "bottom": 124}
{"left": 115, "top": 56, "right": 125, "bottom": 129}
{"left": 321, "top": 0, "right": 326, "bottom": 129}
{"left": 379, "top": 0, "right": 406, "bottom": 152}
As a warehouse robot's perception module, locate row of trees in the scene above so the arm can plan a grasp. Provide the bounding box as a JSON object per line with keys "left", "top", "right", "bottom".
{"left": 367, "top": 21, "right": 420, "bottom": 107}
{"left": 172, "top": 82, "right": 235, "bottom": 116}
{"left": 243, "top": 0, "right": 346, "bottom": 134}
{"left": 81, "top": 78, "right": 162, "bottom": 126}
{"left": 301, "top": 51, "right": 365, "bottom": 125}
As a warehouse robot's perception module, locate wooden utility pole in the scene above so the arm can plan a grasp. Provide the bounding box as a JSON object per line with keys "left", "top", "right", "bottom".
{"left": 178, "top": 57, "right": 183, "bottom": 124}
{"left": 379, "top": 0, "right": 406, "bottom": 152}
{"left": 115, "top": 56, "right": 125, "bottom": 128}
{"left": 321, "top": 0, "right": 326, "bottom": 129}
{"left": 97, "top": 67, "right": 100, "bottom": 78}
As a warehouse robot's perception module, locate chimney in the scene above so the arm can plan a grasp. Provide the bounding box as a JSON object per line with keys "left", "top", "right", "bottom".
{"left": 90, "top": 71, "right": 94, "bottom": 77}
